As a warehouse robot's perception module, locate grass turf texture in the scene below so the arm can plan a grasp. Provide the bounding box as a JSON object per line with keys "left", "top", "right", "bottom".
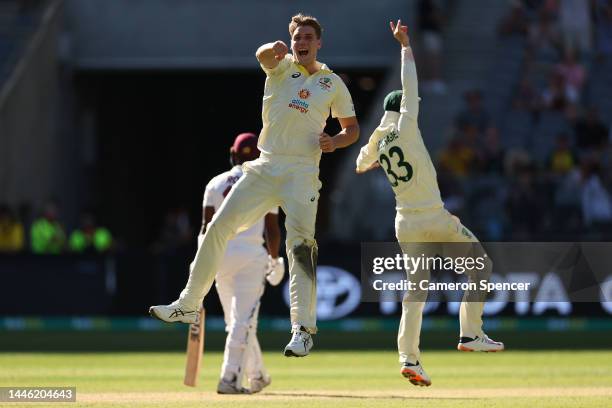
{"left": 1, "top": 350, "right": 611, "bottom": 407}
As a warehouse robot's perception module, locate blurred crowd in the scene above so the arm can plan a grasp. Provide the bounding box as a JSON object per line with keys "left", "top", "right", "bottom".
{"left": 416, "top": 0, "right": 452, "bottom": 94}
{"left": 436, "top": 0, "right": 612, "bottom": 240}
{"left": 0, "top": 201, "right": 113, "bottom": 254}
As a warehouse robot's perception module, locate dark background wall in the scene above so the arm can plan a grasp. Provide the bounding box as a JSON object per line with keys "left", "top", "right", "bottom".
{"left": 75, "top": 68, "right": 386, "bottom": 246}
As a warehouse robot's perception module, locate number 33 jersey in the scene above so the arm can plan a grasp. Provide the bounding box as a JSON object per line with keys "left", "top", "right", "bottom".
{"left": 356, "top": 47, "right": 444, "bottom": 212}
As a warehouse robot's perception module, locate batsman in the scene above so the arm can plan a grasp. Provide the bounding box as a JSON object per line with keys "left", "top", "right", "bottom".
{"left": 356, "top": 20, "right": 504, "bottom": 387}
{"left": 150, "top": 13, "right": 359, "bottom": 357}
{"left": 196, "top": 133, "right": 284, "bottom": 394}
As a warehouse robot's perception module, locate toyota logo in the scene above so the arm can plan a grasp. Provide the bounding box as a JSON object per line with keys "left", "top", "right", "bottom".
{"left": 283, "top": 265, "right": 361, "bottom": 320}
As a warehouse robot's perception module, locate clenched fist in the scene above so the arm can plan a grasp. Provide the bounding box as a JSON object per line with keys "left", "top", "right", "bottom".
{"left": 319, "top": 132, "right": 336, "bottom": 153}
{"left": 272, "top": 41, "right": 289, "bottom": 61}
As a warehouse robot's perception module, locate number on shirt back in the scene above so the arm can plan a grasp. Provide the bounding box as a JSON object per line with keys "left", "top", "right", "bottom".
{"left": 379, "top": 146, "right": 413, "bottom": 187}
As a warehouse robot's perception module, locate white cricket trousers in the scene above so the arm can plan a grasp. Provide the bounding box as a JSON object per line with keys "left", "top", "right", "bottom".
{"left": 180, "top": 154, "right": 321, "bottom": 333}
{"left": 214, "top": 242, "right": 268, "bottom": 381}
{"left": 395, "top": 207, "right": 493, "bottom": 364}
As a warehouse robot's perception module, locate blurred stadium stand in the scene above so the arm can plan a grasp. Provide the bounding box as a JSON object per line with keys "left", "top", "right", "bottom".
{"left": 62, "top": 0, "right": 408, "bottom": 69}
{"left": 332, "top": 0, "right": 612, "bottom": 242}
{"left": 0, "top": 0, "right": 72, "bottom": 222}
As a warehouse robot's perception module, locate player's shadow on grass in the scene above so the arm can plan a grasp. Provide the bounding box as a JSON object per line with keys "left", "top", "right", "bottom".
{"left": 265, "top": 392, "right": 477, "bottom": 400}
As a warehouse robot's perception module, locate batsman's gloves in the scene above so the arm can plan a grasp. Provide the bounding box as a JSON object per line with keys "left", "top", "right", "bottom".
{"left": 266, "top": 256, "right": 285, "bottom": 286}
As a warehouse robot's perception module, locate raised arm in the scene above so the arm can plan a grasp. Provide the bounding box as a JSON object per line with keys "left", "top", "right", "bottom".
{"left": 390, "top": 20, "right": 419, "bottom": 121}
{"left": 256, "top": 41, "right": 289, "bottom": 70}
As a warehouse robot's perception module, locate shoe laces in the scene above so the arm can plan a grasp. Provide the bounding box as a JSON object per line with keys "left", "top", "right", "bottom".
{"left": 480, "top": 335, "right": 497, "bottom": 344}
{"left": 293, "top": 331, "right": 309, "bottom": 341}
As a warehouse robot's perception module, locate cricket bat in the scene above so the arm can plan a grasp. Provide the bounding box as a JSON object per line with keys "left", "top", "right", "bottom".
{"left": 184, "top": 307, "right": 205, "bottom": 387}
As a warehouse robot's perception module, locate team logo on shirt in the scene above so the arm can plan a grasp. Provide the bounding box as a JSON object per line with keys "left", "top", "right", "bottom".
{"left": 288, "top": 99, "right": 309, "bottom": 113}
{"left": 291, "top": 72, "right": 302, "bottom": 78}
{"left": 318, "top": 77, "right": 332, "bottom": 91}
{"left": 298, "top": 89, "right": 311, "bottom": 99}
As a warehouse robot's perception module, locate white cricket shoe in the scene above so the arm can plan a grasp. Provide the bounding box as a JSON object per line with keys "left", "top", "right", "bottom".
{"left": 148, "top": 300, "right": 199, "bottom": 324}
{"left": 249, "top": 374, "right": 271, "bottom": 393}
{"left": 401, "top": 361, "right": 432, "bottom": 387}
{"left": 457, "top": 335, "right": 504, "bottom": 352}
{"left": 216, "top": 377, "right": 250, "bottom": 395}
{"left": 283, "top": 326, "right": 313, "bottom": 357}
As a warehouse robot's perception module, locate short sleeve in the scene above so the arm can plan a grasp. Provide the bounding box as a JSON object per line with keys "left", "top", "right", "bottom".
{"left": 331, "top": 77, "right": 355, "bottom": 119}
{"left": 260, "top": 54, "right": 293, "bottom": 77}
{"left": 202, "top": 180, "right": 223, "bottom": 210}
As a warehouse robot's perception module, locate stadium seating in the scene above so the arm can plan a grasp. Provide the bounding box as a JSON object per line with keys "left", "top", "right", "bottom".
{"left": 0, "top": 0, "right": 43, "bottom": 90}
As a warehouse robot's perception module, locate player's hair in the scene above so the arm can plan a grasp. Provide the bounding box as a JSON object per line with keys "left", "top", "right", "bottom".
{"left": 289, "top": 13, "right": 322, "bottom": 39}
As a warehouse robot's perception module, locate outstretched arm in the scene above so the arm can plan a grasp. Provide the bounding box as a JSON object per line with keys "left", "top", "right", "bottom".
{"left": 390, "top": 20, "right": 419, "bottom": 120}
{"left": 256, "top": 41, "right": 289, "bottom": 70}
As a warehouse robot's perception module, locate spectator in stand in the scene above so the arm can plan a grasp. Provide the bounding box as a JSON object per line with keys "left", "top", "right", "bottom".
{"left": 522, "top": 0, "right": 546, "bottom": 19}
{"left": 417, "top": 0, "right": 447, "bottom": 93}
{"left": 528, "top": 8, "right": 562, "bottom": 61}
{"left": 0, "top": 204, "right": 24, "bottom": 253}
{"left": 499, "top": 0, "right": 530, "bottom": 37}
{"left": 456, "top": 89, "right": 491, "bottom": 132}
{"left": 581, "top": 159, "right": 612, "bottom": 226}
{"left": 541, "top": 70, "right": 577, "bottom": 110}
{"left": 504, "top": 149, "right": 533, "bottom": 177}
{"left": 594, "top": 0, "right": 612, "bottom": 60}
{"left": 461, "top": 123, "right": 481, "bottom": 152}
{"left": 438, "top": 136, "right": 477, "bottom": 177}
{"left": 555, "top": 48, "right": 586, "bottom": 98}
{"left": 30, "top": 201, "right": 66, "bottom": 254}
{"left": 548, "top": 132, "right": 578, "bottom": 175}
{"left": 68, "top": 213, "right": 113, "bottom": 254}
{"left": 505, "top": 164, "right": 545, "bottom": 238}
{"left": 513, "top": 75, "right": 542, "bottom": 113}
{"left": 153, "top": 207, "right": 193, "bottom": 253}
{"left": 478, "top": 126, "right": 506, "bottom": 175}
{"left": 574, "top": 107, "right": 610, "bottom": 151}
{"left": 558, "top": 0, "right": 593, "bottom": 53}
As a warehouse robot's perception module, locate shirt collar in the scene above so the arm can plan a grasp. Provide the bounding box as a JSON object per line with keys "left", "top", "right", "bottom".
{"left": 291, "top": 56, "right": 333, "bottom": 75}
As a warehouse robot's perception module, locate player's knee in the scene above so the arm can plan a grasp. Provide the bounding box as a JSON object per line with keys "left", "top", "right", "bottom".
{"left": 206, "top": 219, "right": 238, "bottom": 241}
{"left": 288, "top": 239, "right": 318, "bottom": 281}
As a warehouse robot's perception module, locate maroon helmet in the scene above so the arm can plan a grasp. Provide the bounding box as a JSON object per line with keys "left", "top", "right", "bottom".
{"left": 230, "top": 132, "right": 260, "bottom": 163}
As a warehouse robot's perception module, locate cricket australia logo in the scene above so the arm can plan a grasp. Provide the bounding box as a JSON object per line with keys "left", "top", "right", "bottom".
{"left": 298, "top": 89, "right": 311, "bottom": 99}
{"left": 318, "top": 77, "right": 332, "bottom": 91}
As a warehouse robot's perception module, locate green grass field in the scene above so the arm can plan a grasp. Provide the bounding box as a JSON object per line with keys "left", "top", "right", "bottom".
{"left": 2, "top": 350, "right": 611, "bottom": 407}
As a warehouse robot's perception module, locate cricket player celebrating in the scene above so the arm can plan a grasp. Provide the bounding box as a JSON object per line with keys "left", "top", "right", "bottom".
{"left": 356, "top": 20, "right": 503, "bottom": 387}
{"left": 150, "top": 14, "right": 359, "bottom": 357}
{"left": 200, "top": 133, "right": 284, "bottom": 394}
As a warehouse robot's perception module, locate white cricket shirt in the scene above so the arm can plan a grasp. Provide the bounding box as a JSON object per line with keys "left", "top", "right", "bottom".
{"left": 258, "top": 54, "right": 355, "bottom": 159}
